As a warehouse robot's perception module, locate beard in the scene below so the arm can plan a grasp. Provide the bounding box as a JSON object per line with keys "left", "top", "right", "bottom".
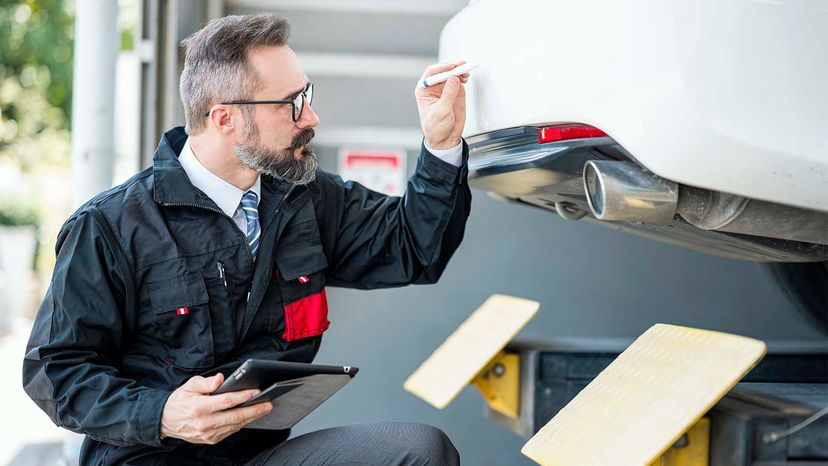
{"left": 234, "top": 122, "right": 318, "bottom": 185}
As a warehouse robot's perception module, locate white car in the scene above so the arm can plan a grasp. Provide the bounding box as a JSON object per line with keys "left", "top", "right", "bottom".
{"left": 440, "top": 0, "right": 828, "bottom": 330}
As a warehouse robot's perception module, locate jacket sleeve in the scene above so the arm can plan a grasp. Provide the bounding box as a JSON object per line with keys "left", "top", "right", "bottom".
{"left": 22, "top": 209, "right": 169, "bottom": 447}
{"left": 320, "top": 141, "right": 472, "bottom": 289}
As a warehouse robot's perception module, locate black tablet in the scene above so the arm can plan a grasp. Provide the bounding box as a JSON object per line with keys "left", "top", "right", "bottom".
{"left": 211, "top": 360, "right": 360, "bottom": 429}
{"left": 212, "top": 359, "right": 359, "bottom": 396}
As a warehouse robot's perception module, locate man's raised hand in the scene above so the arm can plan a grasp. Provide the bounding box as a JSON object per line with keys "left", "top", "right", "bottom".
{"left": 415, "top": 61, "right": 471, "bottom": 150}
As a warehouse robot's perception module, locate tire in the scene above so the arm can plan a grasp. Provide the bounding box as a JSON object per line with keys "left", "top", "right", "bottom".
{"left": 762, "top": 261, "right": 828, "bottom": 335}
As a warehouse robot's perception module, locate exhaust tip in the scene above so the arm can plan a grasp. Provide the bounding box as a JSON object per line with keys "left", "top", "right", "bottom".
{"left": 583, "top": 161, "right": 606, "bottom": 219}
{"left": 582, "top": 160, "right": 678, "bottom": 224}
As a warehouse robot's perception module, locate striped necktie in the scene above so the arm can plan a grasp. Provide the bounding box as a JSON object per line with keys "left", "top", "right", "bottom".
{"left": 240, "top": 191, "right": 260, "bottom": 259}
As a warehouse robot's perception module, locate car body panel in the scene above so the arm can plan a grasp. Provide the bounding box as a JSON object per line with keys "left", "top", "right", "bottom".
{"left": 440, "top": 0, "right": 828, "bottom": 212}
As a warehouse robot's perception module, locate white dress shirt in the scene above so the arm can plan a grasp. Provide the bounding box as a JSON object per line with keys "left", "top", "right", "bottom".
{"left": 423, "top": 139, "right": 463, "bottom": 167}
{"left": 178, "top": 138, "right": 261, "bottom": 235}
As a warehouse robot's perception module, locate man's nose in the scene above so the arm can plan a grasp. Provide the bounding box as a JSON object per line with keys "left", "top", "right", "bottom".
{"left": 297, "top": 100, "right": 319, "bottom": 128}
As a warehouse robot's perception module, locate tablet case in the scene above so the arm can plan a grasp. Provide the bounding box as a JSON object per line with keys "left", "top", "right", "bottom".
{"left": 245, "top": 374, "right": 353, "bottom": 430}
{"left": 212, "top": 359, "right": 358, "bottom": 430}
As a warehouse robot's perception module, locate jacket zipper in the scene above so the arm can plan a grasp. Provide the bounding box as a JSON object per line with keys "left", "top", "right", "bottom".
{"left": 261, "top": 184, "right": 297, "bottom": 234}
{"left": 216, "top": 261, "right": 228, "bottom": 290}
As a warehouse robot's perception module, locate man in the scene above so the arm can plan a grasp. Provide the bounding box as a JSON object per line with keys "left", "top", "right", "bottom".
{"left": 23, "top": 14, "right": 471, "bottom": 466}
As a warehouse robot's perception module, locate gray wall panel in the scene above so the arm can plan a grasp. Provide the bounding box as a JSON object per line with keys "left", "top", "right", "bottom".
{"left": 229, "top": 6, "right": 449, "bottom": 56}
{"left": 311, "top": 76, "right": 421, "bottom": 129}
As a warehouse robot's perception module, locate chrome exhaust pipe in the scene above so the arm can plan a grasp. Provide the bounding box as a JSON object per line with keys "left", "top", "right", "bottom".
{"left": 677, "top": 186, "right": 828, "bottom": 245}
{"left": 582, "top": 160, "right": 828, "bottom": 245}
{"left": 583, "top": 160, "right": 678, "bottom": 224}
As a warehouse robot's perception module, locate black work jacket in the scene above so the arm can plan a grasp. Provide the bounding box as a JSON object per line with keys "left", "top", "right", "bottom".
{"left": 22, "top": 127, "right": 471, "bottom": 465}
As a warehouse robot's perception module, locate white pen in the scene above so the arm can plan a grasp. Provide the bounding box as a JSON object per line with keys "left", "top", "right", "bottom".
{"left": 420, "top": 62, "right": 479, "bottom": 88}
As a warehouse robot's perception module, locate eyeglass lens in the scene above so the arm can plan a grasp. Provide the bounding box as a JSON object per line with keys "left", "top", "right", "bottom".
{"left": 292, "top": 83, "right": 314, "bottom": 122}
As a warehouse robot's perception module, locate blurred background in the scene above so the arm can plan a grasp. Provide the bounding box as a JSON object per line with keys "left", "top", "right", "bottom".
{"left": 0, "top": 1, "right": 823, "bottom": 465}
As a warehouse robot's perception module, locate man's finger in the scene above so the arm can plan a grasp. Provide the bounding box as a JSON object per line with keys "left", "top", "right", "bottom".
{"left": 207, "top": 402, "right": 275, "bottom": 444}
{"left": 416, "top": 80, "right": 446, "bottom": 96}
{"left": 183, "top": 375, "right": 208, "bottom": 392}
{"left": 186, "top": 373, "right": 224, "bottom": 394}
{"left": 210, "top": 400, "right": 273, "bottom": 429}
{"left": 419, "top": 62, "right": 463, "bottom": 81}
{"left": 436, "top": 76, "right": 461, "bottom": 113}
{"left": 203, "top": 389, "right": 261, "bottom": 413}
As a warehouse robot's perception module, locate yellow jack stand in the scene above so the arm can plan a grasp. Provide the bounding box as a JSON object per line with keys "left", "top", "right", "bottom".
{"left": 471, "top": 351, "right": 521, "bottom": 419}
{"left": 650, "top": 418, "right": 710, "bottom": 466}
{"left": 403, "top": 294, "right": 539, "bottom": 410}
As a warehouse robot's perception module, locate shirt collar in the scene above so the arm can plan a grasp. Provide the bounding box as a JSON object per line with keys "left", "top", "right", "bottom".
{"left": 178, "top": 138, "right": 261, "bottom": 218}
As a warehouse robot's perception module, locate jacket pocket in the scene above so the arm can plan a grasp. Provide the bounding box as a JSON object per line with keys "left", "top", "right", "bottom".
{"left": 275, "top": 239, "right": 330, "bottom": 342}
{"left": 146, "top": 272, "right": 214, "bottom": 369}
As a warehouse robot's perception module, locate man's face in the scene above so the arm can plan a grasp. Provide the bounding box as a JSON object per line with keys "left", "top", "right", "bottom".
{"left": 234, "top": 45, "right": 320, "bottom": 184}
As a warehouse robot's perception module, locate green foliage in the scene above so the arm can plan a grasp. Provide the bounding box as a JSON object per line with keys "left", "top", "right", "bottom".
{"left": 0, "top": 196, "right": 40, "bottom": 227}
{"left": 0, "top": 0, "right": 77, "bottom": 275}
{"left": 0, "top": 0, "right": 74, "bottom": 121}
{"left": 120, "top": 25, "right": 134, "bottom": 51}
{"left": 0, "top": 0, "right": 73, "bottom": 173}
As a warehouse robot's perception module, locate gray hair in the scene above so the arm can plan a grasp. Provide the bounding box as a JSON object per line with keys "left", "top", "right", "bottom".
{"left": 179, "top": 14, "right": 291, "bottom": 135}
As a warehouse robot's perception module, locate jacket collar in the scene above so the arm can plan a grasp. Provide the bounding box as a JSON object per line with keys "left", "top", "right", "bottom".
{"left": 152, "top": 126, "right": 298, "bottom": 206}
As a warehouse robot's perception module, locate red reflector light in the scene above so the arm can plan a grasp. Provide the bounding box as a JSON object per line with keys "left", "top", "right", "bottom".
{"left": 538, "top": 125, "right": 607, "bottom": 144}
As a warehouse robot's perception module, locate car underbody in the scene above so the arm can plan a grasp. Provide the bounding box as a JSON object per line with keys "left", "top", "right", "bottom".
{"left": 467, "top": 125, "right": 828, "bottom": 263}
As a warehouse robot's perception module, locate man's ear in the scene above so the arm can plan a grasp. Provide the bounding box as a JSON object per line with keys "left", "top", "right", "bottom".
{"left": 208, "top": 106, "right": 236, "bottom": 136}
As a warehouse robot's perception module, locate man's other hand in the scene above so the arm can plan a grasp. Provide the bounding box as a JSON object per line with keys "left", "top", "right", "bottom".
{"left": 415, "top": 61, "right": 470, "bottom": 150}
{"left": 160, "top": 373, "right": 273, "bottom": 444}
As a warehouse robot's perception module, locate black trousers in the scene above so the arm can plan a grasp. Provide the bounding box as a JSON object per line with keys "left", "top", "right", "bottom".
{"left": 244, "top": 422, "right": 460, "bottom": 466}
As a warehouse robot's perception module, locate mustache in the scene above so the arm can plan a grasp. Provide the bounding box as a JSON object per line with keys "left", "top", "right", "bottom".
{"left": 289, "top": 129, "right": 315, "bottom": 150}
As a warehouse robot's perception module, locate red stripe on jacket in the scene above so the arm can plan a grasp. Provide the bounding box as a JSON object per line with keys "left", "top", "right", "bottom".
{"left": 283, "top": 289, "right": 330, "bottom": 341}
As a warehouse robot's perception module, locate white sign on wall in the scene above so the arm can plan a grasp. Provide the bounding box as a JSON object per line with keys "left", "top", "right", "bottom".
{"left": 338, "top": 149, "right": 407, "bottom": 196}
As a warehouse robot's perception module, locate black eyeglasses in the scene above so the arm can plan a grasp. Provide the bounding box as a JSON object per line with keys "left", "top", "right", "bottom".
{"left": 204, "top": 82, "right": 314, "bottom": 122}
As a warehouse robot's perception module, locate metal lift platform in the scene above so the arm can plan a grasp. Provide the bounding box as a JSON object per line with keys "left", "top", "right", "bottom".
{"left": 477, "top": 339, "right": 828, "bottom": 466}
